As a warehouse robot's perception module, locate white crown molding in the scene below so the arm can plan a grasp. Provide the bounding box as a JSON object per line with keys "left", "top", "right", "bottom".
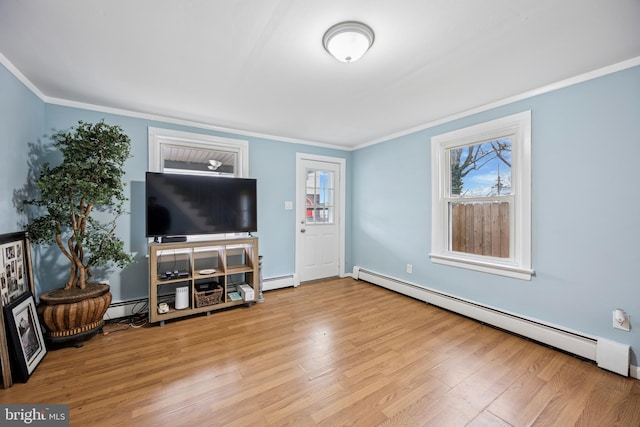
{"left": 0, "top": 52, "right": 345, "bottom": 151}
{"left": 354, "top": 55, "right": 640, "bottom": 150}
{"left": 2, "top": 50, "right": 639, "bottom": 152}
{"left": 0, "top": 52, "right": 47, "bottom": 100}
{"left": 44, "top": 95, "right": 348, "bottom": 151}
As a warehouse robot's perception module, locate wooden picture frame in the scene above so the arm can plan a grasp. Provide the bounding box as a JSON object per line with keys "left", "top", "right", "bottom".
{"left": 3, "top": 292, "right": 46, "bottom": 383}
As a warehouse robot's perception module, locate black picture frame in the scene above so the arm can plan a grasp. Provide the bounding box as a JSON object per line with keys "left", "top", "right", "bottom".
{"left": 0, "top": 231, "right": 33, "bottom": 307}
{"left": 3, "top": 292, "right": 46, "bottom": 382}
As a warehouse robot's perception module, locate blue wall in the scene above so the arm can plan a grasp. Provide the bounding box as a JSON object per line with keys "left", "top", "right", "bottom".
{"left": 0, "top": 65, "right": 44, "bottom": 231}
{"left": 352, "top": 65, "right": 640, "bottom": 364}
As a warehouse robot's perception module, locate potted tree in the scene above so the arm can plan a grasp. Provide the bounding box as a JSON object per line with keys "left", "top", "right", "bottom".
{"left": 24, "top": 120, "right": 134, "bottom": 347}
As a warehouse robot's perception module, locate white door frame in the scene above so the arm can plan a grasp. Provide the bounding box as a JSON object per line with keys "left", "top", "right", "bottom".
{"left": 295, "top": 153, "right": 346, "bottom": 285}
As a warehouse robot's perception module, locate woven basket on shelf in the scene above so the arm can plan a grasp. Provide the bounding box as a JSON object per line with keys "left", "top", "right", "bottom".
{"left": 195, "top": 287, "right": 223, "bottom": 307}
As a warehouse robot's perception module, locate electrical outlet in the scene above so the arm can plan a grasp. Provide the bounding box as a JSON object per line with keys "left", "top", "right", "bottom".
{"left": 612, "top": 309, "right": 630, "bottom": 331}
{"left": 406, "top": 264, "right": 413, "bottom": 274}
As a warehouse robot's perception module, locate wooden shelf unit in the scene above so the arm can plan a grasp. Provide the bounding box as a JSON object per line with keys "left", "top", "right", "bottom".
{"left": 148, "top": 237, "right": 258, "bottom": 325}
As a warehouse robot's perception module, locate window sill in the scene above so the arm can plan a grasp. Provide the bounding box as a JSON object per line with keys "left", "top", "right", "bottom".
{"left": 429, "top": 253, "right": 534, "bottom": 280}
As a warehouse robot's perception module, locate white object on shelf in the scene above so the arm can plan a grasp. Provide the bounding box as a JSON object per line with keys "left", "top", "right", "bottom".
{"left": 175, "top": 286, "right": 189, "bottom": 310}
{"left": 199, "top": 269, "right": 216, "bottom": 275}
{"left": 238, "top": 283, "right": 254, "bottom": 302}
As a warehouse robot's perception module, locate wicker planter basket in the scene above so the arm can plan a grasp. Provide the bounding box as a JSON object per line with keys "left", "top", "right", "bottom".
{"left": 195, "top": 287, "right": 223, "bottom": 307}
{"left": 37, "top": 283, "right": 112, "bottom": 347}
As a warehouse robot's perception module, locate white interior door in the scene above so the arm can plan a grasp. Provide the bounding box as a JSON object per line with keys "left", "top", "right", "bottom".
{"left": 295, "top": 155, "right": 345, "bottom": 283}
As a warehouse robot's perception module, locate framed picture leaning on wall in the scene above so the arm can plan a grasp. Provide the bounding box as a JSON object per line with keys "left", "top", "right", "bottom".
{"left": 0, "top": 231, "right": 34, "bottom": 307}
{"left": 0, "top": 231, "right": 36, "bottom": 386}
{"left": 3, "top": 292, "right": 46, "bottom": 382}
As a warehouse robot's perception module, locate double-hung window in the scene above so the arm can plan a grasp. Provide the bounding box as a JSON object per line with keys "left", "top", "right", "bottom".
{"left": 430, "top": 111, "right": 533, "bottom": 280}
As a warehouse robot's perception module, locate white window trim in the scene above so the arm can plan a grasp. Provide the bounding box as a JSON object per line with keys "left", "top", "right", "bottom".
{"left": 148, "top": 127, "right": 249, "bottom": 176}
{"left": 430, "top": 111, "right": 533, "bottom": 280}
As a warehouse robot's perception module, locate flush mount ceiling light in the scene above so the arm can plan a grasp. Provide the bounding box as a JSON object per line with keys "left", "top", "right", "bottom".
{"left": 323, "top": 21, "right": 374, "bottom": 63}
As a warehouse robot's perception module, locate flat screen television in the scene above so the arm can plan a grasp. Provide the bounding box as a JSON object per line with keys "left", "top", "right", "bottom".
{"left": 145, "top": 172, "right": 257, "bottom": 238}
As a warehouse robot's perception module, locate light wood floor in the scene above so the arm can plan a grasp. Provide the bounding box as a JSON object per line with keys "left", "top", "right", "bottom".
{"left": 2, "top": 277, "right": 639, "bottom": 426}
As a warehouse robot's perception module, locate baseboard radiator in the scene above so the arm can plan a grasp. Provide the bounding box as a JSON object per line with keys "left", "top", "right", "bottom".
{"left": 263, "top": 274, "right": 296, "bottom": 291}
{"left": 353, "top": 266, "right": 632, "bottom": 377}
{"left": 105, "top": 297, "right": 148, "bottom": 320}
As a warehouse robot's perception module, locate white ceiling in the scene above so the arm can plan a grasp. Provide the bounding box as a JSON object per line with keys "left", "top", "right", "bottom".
{"left": 1, "top": 0, "right": 639, "bottom": 149}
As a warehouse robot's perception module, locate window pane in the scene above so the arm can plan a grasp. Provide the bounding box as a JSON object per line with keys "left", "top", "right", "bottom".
{"left": 449, "top": 138, "right": 512, "bottom": 197}
{"left": 161, "top": 145, "right": 237, "bottom": 176}
{"left": 305, "top": 168, "right": 335, "bottom": 224}
{"left": 449, "top": 201, "right": 510, "bottom": 258}
{"left": 306, "top": 193, "right": 317, "bottom": 220}
{"left": 322, "top": 189, "right": 334, "bottom": 207}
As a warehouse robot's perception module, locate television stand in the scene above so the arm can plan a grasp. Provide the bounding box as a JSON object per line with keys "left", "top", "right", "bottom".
{"left": 148, "top": 236, "right": 259, "bottom": 325}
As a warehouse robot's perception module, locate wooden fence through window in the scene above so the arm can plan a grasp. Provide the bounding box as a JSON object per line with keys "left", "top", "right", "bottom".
{"left": 450, "top": 201, "right": 509, "bottom": 258}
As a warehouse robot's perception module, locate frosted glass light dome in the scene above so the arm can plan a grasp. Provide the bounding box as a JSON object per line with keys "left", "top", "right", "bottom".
{"left": 323, "top": 21, "right": 374, "bottom": 63}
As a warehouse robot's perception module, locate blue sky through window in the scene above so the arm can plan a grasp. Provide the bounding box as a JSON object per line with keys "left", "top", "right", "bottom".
{"left": 451, "top": 138, "right": 512, "bottom": 197}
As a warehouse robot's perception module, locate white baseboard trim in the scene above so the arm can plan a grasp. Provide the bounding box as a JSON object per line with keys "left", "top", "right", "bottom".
{"left": 630, "top": 364, "right": 640, "bottom": 380}
{"left": 353, "top": 266, "right": 634, "bottom": 377}
{"left": 105, "top": 297, "right": 148, "bottom": 320}
{"left": 263, "top": 274, "right": 296, "bottom": 291}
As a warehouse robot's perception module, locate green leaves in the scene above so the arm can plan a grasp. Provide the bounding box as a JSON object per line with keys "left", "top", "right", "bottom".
{"left": 24, "top": 120, "right": 134, "bottom": 289}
